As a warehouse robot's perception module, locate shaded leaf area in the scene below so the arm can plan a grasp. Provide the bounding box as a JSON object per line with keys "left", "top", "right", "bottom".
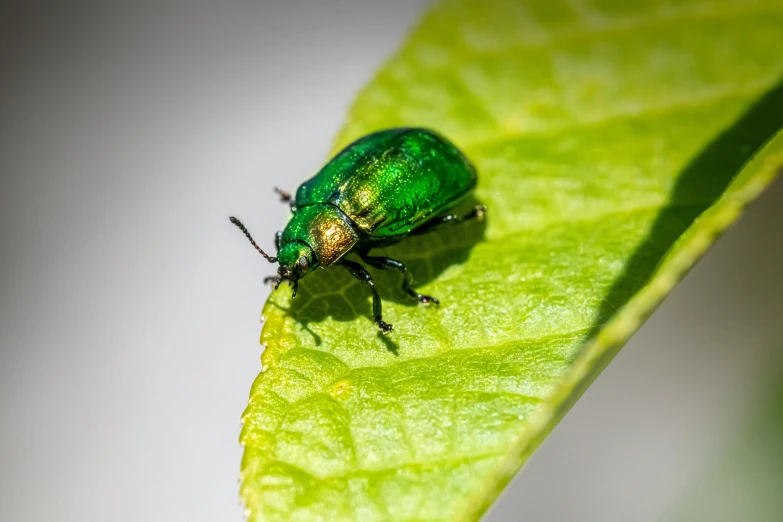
{"left": 240, "top": 0, "right": 783, "bottom": 520}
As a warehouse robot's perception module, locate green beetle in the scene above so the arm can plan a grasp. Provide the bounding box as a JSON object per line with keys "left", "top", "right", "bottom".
{"left": 231, "top": 127, "right": 485, "bottom": 333}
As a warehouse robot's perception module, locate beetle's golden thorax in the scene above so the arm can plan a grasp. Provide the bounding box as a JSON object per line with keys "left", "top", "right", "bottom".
{"left": 281, "top": 204, "right": 358, "bottom": 267}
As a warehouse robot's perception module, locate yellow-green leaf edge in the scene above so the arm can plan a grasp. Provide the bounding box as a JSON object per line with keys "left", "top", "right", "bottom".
{"left": 240, "top": 0, "right": 783, "bottom": 520}
{"left": 474, "top": 128, "right": 783, "bottom": 519}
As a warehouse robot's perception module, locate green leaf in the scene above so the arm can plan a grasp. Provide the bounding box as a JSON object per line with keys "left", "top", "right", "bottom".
{"left": 240, "top": 1, "right": 783, "bottom": 520}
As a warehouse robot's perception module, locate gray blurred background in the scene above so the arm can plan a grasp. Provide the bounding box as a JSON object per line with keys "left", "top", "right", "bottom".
{"left": 1, "top": 1, "right": 781, "bottom": 521}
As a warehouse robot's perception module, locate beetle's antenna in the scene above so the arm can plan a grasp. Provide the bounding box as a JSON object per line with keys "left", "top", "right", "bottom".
{"left": 229, "top": 216, "right": 278, "bottom": 263}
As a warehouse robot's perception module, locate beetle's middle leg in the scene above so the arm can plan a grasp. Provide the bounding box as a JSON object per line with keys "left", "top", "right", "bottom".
{"left": 410, "top": 204, "right": 487, "bottom": 236}
{"left": 362, "top": 255, "right": 439, "bottom": 306}
{"left": 338, "top": 259, "right": 393, "bottom": 334}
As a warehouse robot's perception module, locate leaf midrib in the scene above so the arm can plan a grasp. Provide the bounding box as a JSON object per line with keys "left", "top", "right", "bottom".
{"left": 252, "top": 326, "right": 591, "bottom": 391}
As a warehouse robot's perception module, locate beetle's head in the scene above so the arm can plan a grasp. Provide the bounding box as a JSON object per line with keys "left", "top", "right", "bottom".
{"left": 229, "top": 216, "right": 318, "bottom": 298}
{"left": 276, "top": 241, "right": 318, "bottom": 297}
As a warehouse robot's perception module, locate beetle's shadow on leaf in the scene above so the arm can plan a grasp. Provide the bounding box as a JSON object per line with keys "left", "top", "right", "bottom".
{"left": 586, "top": 78, "right": 783, "bottom": 365}
{"left": 285, "top": 196, "right": 487, "bottom": 348}
{"left": 372, "top": 196, "right": 488, "bottom": 300}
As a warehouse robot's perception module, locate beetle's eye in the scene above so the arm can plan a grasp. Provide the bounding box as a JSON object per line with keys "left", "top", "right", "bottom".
{"left": 298, "top": 256, "right": 309, "bottom": 272}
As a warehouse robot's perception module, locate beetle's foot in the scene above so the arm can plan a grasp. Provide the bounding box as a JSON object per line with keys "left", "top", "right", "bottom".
{"left": 417, "top": 294, "right": 439, "bottom": 306}
{"left": 377, "top": 320, "right": 394, "bottom": 334}
{"left": 474, "top": 205, "right": 487, "bottom": 220}
{"left": 264, "top": 275, "right": 282, "bottom": 290}
{"left": 408, "top": 290, "right": 439, "bottom": 306}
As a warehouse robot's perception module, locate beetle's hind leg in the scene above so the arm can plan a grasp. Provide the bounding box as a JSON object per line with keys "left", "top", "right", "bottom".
{"left": 362, "top": 255, "right": 439, "bottom": 306}
{"left": 338, "top": 259, "right": 393, "bottom": 334}
{"left": 410, "top": 204, "right": 487, "bottom": 236}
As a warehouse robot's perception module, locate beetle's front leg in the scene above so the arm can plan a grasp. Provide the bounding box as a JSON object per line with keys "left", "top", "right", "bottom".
{"left": 362, "top": 255, "right": 439, "bottom": 306}
{"left": 264, "top": 275, "right": 282, "bottom": 290}
{"left": 338, "top": 259, "right": 393, "bottom": 334}
{"left": 273, "top": 187, "right": 297, "bottom": 212}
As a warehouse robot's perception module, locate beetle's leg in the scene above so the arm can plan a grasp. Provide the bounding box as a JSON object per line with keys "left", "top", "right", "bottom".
{"left": 362, "top": 255, "right": 439, "bottom": 306}
{"left": 410, "top": 205, "right": 487, "bottom": 236}
{"left": 338, "top": 259, "right": 393, "bottom": 334}
{"left": 264, "top": 275, "right": 282, "bottom": 290}
{"left": 274, "top": 231, "right": 283, "bottom": 252}
{"left": 273, "top": 187, "right": 297, "bottom": 212}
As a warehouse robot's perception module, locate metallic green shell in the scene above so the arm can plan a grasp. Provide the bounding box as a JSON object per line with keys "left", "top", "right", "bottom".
{"left": 294, "top": 128, "right": 477, "bottom": 239}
